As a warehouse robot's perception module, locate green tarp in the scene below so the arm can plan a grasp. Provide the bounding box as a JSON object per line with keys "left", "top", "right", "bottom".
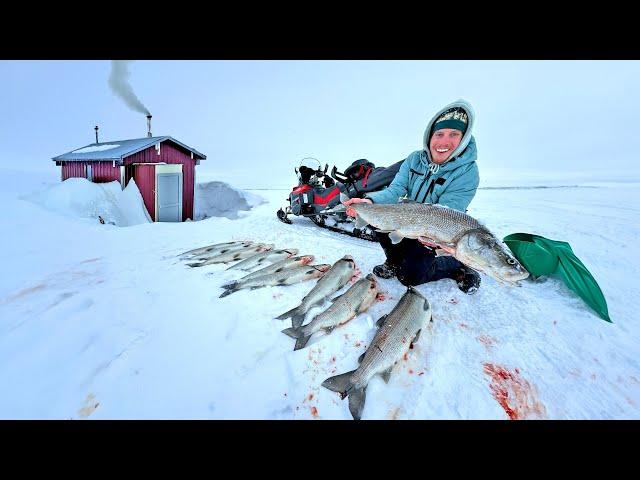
{"left": 503, "top": 233, "right": 611, "bottom": 322}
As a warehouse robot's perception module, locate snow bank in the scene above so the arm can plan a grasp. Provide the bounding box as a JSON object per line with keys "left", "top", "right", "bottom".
{"left": 23, "top": 177, "right": 151, "bottom": 227}
{"left": 195, "top": 181, "right": 266, "bottom": 220}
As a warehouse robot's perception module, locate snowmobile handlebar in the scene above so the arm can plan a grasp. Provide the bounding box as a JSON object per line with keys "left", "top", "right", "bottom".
{"left": 331, "top": 166, "right": 350, "bottom": 184}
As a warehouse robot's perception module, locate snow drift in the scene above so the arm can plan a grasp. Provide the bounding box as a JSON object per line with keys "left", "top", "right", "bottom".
{"left": 23, "top": 178, "right": 152, "bottom": 227}
{"left": 195, "top": 181, "right": 265, "bottom": 220}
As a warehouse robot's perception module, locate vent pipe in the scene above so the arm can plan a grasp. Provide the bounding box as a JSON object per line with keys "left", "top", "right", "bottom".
{"left": 147, "top": 115, "right": 152, "bottom": 138}
{"left": 95, "top": 125, "right": 99, "bottom": 144}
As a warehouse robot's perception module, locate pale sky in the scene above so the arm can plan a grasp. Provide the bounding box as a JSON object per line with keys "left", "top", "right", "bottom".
{"left": 2, "top": 60, "right": 639, "bottom": 188}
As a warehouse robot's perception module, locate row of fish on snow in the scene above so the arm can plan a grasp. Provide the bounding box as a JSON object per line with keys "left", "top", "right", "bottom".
{"left": 177, "top": 202, "right": 531, "bottom": 420}
{"left": 178, "top": 241, "right": 429, "bottom": 420}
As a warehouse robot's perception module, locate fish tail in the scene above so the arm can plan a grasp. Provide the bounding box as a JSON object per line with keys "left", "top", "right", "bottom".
{"left": 348, "top": 386, "right": 367, "bottom": 420}
{"left": 321, "top": 370, "right": 356, "bottom": 398}
{"left": 276, "top": 304, "right": 303, "bottom": 321}
{"left": 281, "top": 327, "right": 312, "bottom": 350}
{"left": 220, "top": 281, "right": 238, "bottom": 290}
{"left": 219, "top": 287, "right": 238, "bottom": 298}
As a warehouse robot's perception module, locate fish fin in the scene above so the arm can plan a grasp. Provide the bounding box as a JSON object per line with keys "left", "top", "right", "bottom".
{"left": 348, "top": 386, "right": 367, "bottom": 420}
{"left": 219, "top": 288, "right": 237, "bottom": 298}
{"left": 357, "top": 352, "right": 366, "bottom": 364}
{"left": 276, "top": 305, "right": 302, "bottom": 320}
{"left": 412, "top": 329, "right": 421, "bottom": 345}
{"left": 220, "top": 281, "right": 237, "bottom": 290}
{"left": 277, "top": 279, "right": 287, "bottom": 285}
{"left": 186, "top": 262, "right": 202, "bottom": 268}
{"left": 376, "top": 314, "right": 388, "bottom": 328}
{"left": 249, "top": 286, "right": 264, "bottom": 291}
{"left": 321, "top": 370, "right": 356, "bottom": 398}
{"left": 389, "top": 231, "right": 404, "bottom": 244}
{"left": 294, "top": 335, "right": 312, "bottom": 351}
{"left": 323, "top": 325, "right": 336, "bottom": 334}
{"left": 381, "top": 367, "right": 393, "bottom": 384}
{"left": 281, "top": 327, "right": 300, "bottom": 339}
{"left": 291, "top": 314, "right": 306, "bottom": 329}
{"left": 331, "top": 292, "right": 346, "bottom": 303}
{"left": 355, "top": 216, "right": 368, "bottom": 229}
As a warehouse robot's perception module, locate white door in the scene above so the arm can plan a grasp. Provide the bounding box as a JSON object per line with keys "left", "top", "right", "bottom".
{"left": 155, "top": 164, "right": 183, "bottom": 222}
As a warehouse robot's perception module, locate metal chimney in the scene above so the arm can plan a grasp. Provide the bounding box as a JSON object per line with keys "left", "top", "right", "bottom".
{"left": 95, "top": 125, "right": 99, "bottom": 144}
{"left": 146, "top": 114, "right": 152, "bottom": 138}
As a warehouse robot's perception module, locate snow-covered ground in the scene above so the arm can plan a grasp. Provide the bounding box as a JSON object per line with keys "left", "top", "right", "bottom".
{"left": 1, "top": 168, "right": 638, "bottom": 419}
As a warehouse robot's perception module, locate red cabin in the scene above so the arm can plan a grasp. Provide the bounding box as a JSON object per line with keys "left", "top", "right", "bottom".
{"left": 52, "top": 135, "right": 206, "bottom": 222}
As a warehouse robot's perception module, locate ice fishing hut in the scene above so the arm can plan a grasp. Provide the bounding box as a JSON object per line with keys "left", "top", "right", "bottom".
{"left": 52, "top": 119, "right": 206, "bottom": 222}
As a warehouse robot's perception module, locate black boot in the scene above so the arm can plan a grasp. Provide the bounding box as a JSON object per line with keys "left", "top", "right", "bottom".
{"left": 453, "top": 265, "right": 481, "bottom": 294}
{"left": 373, "top": 262, "right": 397, "bottom": 279}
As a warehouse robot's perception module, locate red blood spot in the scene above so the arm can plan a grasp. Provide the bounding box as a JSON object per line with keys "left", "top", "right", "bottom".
{"left": 331, "top": 356, "right": 336, "bottom": 363}
{"left": 310, "top": 407, "right": 319, "bottom": 418}
{"left": 403, "top": 353, "right": 409, "bottom": 361}
{"left": 449, "top": 298, "right": 459, "bottom": 305}
{"left": 459, "top": 323, "right": 469, "bottom": 329}
{"left": 477, "top": 335, "right": 496, "bottom": 348}
{"left": 408, "top": 369, "right": 414, "bottom": 374}
{"left": 483, "top": 363, "right": 547, "bottom": 420}
{"left": 376, "top": 293, "right": 386, "bottom": 301}
{"left": 308, "top": 393, "right": 315, "bottom": 401}
{"left": 354, "top": 341, "right": 361, "bottom": 348}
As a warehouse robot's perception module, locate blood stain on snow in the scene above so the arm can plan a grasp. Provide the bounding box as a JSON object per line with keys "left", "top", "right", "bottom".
{"left": 403, "top": 353, "right": 409, "bottom": 361}
{"left": 77, "top": 393, "right": 100, "bottom": 419}
{"left": 448, "top": 298, "right": 459, "bottom": 305}
{"left": 310, "top": 407, "right": 319, "bottom": 418}
{"left": 459, "top": 323, "right": 470, "bottom": 330}
{"left": 376, "top": 293, "right": 387, "bottom": 301}
{"left": 308, "top": 393, "right": 315, "bottom": 401}
{"left": 482, "top": 363, "right": 547, "bottom": 420}
{"left": 4, "top": 283, "right": 47, "bottom": 303}
{"left": 477, "top": 335, "right": 496, "bottom": 349}
{"left": 354, "top": 341, "right": 362, "bottom": 348}
{"left": 408, "top": 369, "right": 414, "bottom": 375}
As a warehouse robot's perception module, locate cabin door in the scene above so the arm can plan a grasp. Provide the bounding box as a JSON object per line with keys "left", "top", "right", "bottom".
{"left": 155, "top": 164, "right": 183, "bottom": 222}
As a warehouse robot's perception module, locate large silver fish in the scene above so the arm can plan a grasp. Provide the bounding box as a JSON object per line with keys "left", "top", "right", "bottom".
{"left": 235, "top": 255, "right": 315, "bottom": 283}
{"left": 179, "top": 241, "right": 254, "bottom": 258}
{"left": 276, "top": 255, "right": 357, "bottom": 328}
{"left": 321, "top": 286, "right": 432, "bottom": 420}
{"left": 282, "top": 273, "right": 379, "bottom": 351}
{"left": 219, "top": 264, "right": 331, "bottom": 298}
{"left": 329, "top": 195, "right": 528, "bottom": 284}
{"left": 186, "top": 244, "right": 273, "bottom": 267}
{"left": 225, "top": 248, "right": 299, "bottom": 271}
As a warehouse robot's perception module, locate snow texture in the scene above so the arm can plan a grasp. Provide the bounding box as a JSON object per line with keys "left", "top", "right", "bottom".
{"left": 71, "top": 144, "right": 121, "bottom": 154}
{"left": 1, "top": 168, "right": 638, "bottom": 420}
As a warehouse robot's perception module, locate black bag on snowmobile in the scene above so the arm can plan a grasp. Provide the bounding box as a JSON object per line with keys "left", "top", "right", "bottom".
{"left": 333, "top": 159, "right": 404, "bottom": 197}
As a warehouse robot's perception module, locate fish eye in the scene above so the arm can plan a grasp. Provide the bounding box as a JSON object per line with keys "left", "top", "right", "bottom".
{"left": 507, "top": 257, "right": 516, "bottom": 265}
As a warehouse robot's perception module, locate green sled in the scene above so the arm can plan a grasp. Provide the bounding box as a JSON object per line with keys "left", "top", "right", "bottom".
{"left": 503, "top": 233, "right": 611, "bottom": 323}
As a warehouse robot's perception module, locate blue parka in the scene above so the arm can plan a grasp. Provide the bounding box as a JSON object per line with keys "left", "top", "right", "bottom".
{"left": 365, "top": 99, "right": 480, "bottom": 212}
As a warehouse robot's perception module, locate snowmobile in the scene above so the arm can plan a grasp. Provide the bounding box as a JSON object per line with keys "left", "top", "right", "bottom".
{"left": 276, "top": 157, "right": 403, "bottom": 241}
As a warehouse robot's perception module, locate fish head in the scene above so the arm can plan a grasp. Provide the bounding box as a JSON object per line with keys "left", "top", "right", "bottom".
{"left": 365, "top": 273, "right": 378, "bottom": 288}
{"left": 315, "top": 264, "right": 331, "bottom": 273}
{"left": 341, "top": 255, "right": 356, "bottom": 269}
{"left": 456, "top": 230, "right": 530, "bottom": 283}
{"left": 300, "top": 255, "right": 315, "bottom": 265}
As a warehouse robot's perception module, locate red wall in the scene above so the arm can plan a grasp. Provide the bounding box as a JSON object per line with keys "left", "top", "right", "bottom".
{"left": 61, "top": 161, "right": 120, "bottom": 183}
{"left": 124, "top": 142, "right": 196, "bottom": 221}
{"left": 133, "top": 164, "right": 157, "bottom": 221}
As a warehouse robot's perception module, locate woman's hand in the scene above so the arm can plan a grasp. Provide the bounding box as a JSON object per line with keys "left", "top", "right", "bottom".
{"left": 343, "top": 197, "right": 372, "bottom": 217}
